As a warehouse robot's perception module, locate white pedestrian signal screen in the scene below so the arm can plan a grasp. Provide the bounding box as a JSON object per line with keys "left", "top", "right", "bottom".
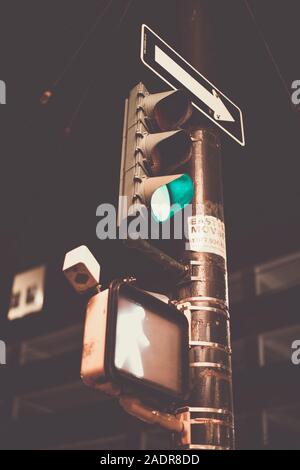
{"left": 114, "top": 296, "right": 183, "bottom": 394}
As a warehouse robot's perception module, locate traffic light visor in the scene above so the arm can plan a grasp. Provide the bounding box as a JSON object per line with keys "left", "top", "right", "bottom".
{"left": 141, "top": 129, "right": 192, "bottom": 176}
{"left": 143, "top": 89, "right": 192, "bottom": 131}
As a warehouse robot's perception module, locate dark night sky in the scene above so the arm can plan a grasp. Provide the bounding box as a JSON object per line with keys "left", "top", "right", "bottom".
{"left": 0, "top": 0, "right": 299, "bottom": 316}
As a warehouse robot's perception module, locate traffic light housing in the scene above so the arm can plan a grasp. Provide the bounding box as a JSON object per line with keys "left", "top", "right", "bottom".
{"left": 81, "top": 280, "right": 189, "bottom": 408}
{"left": 118, "top": 83, "right": 194, "bottom": 225}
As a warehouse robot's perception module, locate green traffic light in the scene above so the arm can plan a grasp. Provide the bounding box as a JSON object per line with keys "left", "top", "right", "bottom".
{"left": 151, "top": 174, "right": 194, "bottom": 222}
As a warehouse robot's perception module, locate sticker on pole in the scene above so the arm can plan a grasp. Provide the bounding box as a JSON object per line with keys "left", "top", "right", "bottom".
{"left": 187, "top": 215, "right": 227, "bottom": 259}
{"left": 141, "top": 24, "right": 245, "bottom": 147}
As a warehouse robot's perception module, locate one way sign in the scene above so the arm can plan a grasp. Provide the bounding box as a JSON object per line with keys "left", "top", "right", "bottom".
{"left": 141, "top": 24, "right": 245, "bottom": 147}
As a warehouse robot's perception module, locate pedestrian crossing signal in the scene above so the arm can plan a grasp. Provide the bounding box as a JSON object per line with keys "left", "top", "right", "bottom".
{"left": 81, "top": 280, "right": 189, "bottom": 408}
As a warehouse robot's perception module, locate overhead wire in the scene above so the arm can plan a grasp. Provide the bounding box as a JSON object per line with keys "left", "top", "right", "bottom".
{"left": 243, "top": 0, "right": 291, "bottom": 100}
{"left": 53, "top": 0, "right": 115, "bottom": 88}
{"left": 40, "top": 0, "right": 115, "bottom": 104}
{"left": 63, "top": 0, "right": 135, "bottom": 135}
{"left": 12, "top": 1, "right": 133, "bottom": 250}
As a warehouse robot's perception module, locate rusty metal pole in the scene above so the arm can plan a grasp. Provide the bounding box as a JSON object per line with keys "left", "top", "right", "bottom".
{"left": 173, "top": 129, "right": 234, "bottom": 450}
{"left": 171, "top": 0, "right": 234, "bottom": 450}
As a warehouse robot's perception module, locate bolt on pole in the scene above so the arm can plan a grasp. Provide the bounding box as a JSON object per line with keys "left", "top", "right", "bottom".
{"left": 173, "top": 129, "right": 234, "bottom": 450}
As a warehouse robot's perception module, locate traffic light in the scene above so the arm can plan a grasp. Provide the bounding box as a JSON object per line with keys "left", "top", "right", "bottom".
{"left": 81, "top": 279, "right": 189, "bottom": 407}
{"left": 118, "top": 83, "right": 194, "bottom": 225}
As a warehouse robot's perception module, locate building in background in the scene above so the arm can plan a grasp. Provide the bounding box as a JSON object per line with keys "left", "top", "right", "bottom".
{"left": 0, "top": 0, "right": 300, "bottom": 451}
{"left": 0, "top": 250, "right": 300, "bottom": 449}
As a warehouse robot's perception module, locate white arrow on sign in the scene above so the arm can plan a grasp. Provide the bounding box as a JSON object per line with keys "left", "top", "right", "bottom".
{"left": 155, "top": 46, "right": 234, "bottom": 123}
{"left": 141, "top": 24, "right": 245, "bottom": 146}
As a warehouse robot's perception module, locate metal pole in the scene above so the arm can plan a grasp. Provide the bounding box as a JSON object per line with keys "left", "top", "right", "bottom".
{"left": 173, "top": 129, "right": 234, "bottom": 450}
{"left": 170, "top": 0, "right": 234, "bottom": 450}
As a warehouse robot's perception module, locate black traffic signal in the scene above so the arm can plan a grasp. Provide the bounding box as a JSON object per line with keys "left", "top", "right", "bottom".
{"left": 118, "top": 83, "right": 194, "bottom": 225}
